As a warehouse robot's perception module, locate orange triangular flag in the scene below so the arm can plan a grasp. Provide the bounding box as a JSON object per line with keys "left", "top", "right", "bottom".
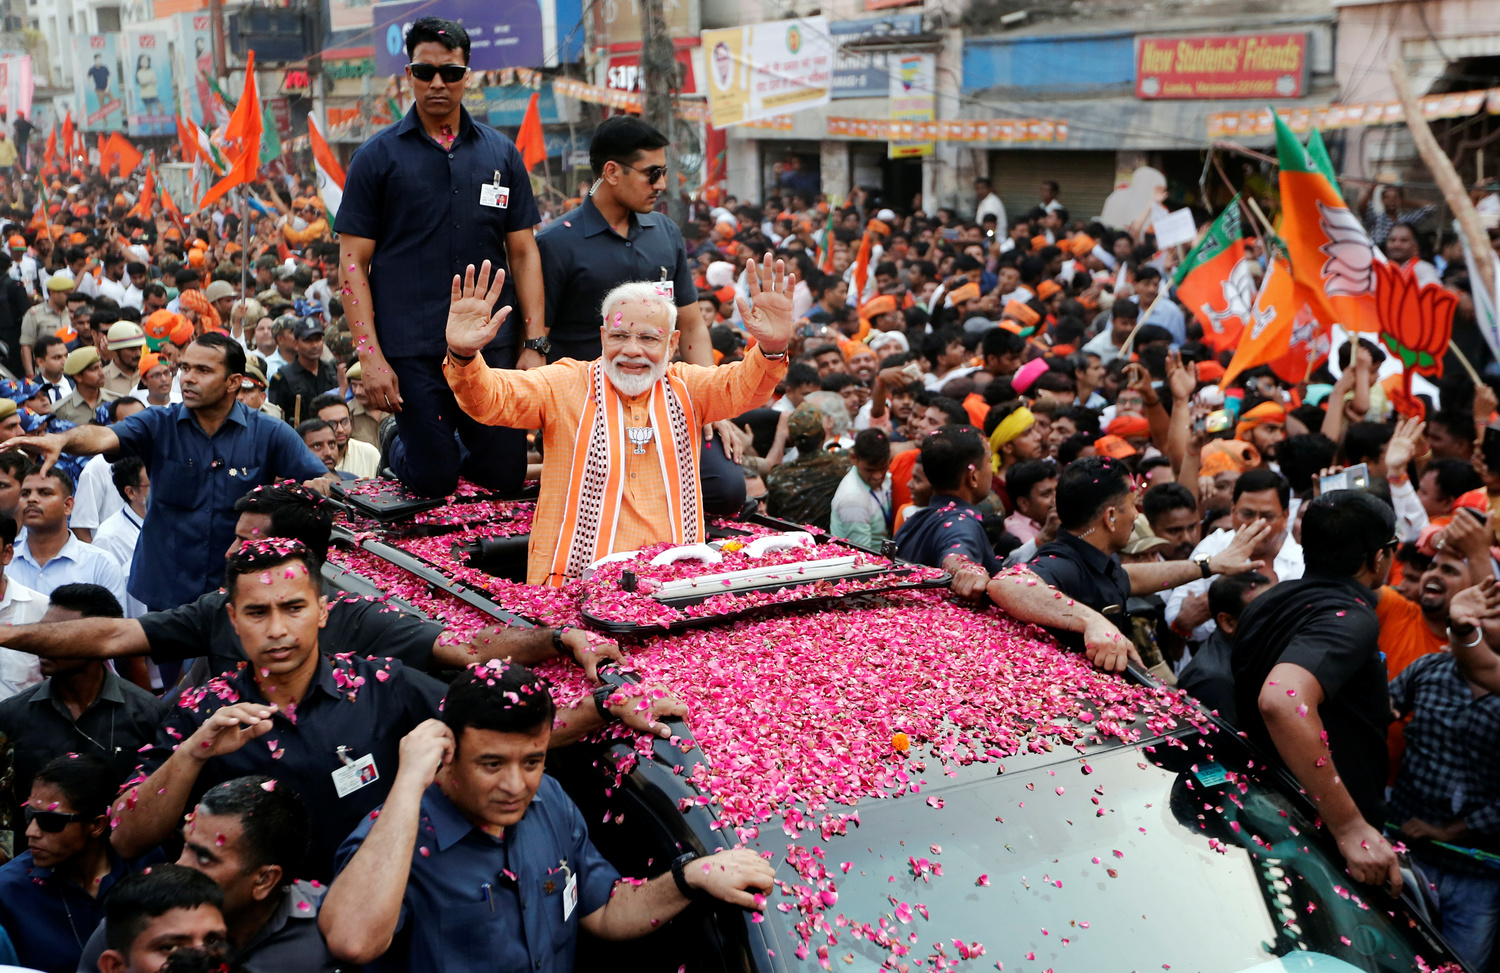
{"left": 515, "top": 92, "right": 546, "bottom": 172}
{"left": 199, "top": 51, "right": 263, "bottom": 211}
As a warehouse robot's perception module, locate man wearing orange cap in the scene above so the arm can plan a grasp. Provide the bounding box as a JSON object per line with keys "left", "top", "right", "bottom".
{"left": 1234, "top": 401, "right": 1287, "bottom": 465}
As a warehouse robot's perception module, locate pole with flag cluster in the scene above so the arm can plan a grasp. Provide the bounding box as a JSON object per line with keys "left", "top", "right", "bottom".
{"left": 198, "top": 50, "right": 262, "bottom": 212}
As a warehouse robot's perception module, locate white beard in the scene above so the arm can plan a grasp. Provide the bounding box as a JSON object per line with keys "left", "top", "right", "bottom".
{"left": 604, "top": 354, "right": 667, "bottom": 398}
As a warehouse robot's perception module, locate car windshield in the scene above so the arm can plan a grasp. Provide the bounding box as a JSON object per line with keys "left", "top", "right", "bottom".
{"left": 762, "top": 732, "right": 1455, "bottom": 973}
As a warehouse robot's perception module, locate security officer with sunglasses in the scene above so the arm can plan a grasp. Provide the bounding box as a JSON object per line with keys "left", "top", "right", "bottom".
{"left": 339, "top": 16, "right": 543, "bottom": 498}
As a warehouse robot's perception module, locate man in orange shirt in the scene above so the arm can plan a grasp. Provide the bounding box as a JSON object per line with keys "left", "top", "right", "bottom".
{"left": 444, "top": 255, "right": 792, "bottom": 586}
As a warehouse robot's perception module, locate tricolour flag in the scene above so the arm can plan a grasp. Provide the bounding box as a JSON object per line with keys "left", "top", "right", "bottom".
{"left": 307, "top": 115, "right": 345, "bottom": 225}
{"left": 1171, "top": 195, "right": 1255, "bottom": 354}
{"left": 178, "top": 113, "right": 224, "bottom": 176}
{"left": 1274, "top": 114, "right": 1380, "bottom": 333}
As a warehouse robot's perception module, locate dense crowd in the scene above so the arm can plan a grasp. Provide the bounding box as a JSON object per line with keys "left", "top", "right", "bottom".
{"left": 0, "top": 12, "right": 1492, "bottom": 973}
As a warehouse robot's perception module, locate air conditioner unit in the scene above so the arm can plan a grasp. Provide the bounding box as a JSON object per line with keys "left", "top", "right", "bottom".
{"left": 227, "top": 7, "right": 315, "bottom": 64}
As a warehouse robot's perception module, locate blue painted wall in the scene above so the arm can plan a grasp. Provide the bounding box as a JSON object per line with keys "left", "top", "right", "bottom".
{"left": 963, "top": 31, "right": 1136, "bottom": 93}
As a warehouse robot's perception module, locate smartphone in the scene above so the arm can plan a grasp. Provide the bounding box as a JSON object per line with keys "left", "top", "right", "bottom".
{"left": 1346, "top": 463, "right": 1370, "bottom": 491}
{"left": 1463, "top": 505, "right": 1488, "bottom": 522}
{"left": 1319, "top": 469, "right": 1349, "bottom": 494}
{"left": 1204, "top": 410, "right": 1232, "bottom": 434}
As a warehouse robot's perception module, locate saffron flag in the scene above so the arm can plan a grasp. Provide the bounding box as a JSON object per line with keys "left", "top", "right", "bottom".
{"left": 513, "top": 92, "right": 546, "bottom": 172}
{"left": 43, "top": 126, "right": 55, "bottom": 168}
{"left": 1274, "top": 114, "right": 1380, "bottom": 333}
{"left": 1219, "top": 254, "right": 1329, "bottom": 389}
{"left": 128, "top": 166, "right": 154, "bottom": 219}
{"left": 817, "top": 209, "right": 837, "bottom": 275}
{"left": 1171, "top": 196, "right": 1255, "bottom": 353}
{"left": 307, "top": 115, "right": 345, "bottom": 224}
{"left": 99, "top": 133, "right": 143, "bottom": 178}
{"left": 198, "top": 51, "right": 262, "bottom": 211}
{"left": 61, "top": 112, "right": 73, "bottom": 161}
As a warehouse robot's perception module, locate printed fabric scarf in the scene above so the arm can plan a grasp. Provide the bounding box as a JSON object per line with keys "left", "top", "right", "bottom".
{"left": 547, "top": 360, "right": 701, "bottom": 586}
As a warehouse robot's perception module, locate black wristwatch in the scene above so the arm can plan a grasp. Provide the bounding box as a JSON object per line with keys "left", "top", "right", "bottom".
{"left": 522, "top": 334, "right": 551, "bottom": 355}
{"left": 592, "top": 685, "right": 620, "bottom": 723}
{"left": 1193, "top": 553, "right": 1213, "bottom": 579}
{"left": 670, "top": 851, "right": 703, "bottom": 900}
{"left": 551, "top": 626, "right": 570, "bottom": 656}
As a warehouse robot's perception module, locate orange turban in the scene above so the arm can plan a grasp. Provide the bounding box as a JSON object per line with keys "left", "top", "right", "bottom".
{"left": 1234, "top": 401, "right": 1286, "bottom": 441}
{"left": 1068, "top": 234, "right": 1097, "bottom": 258}
{"left": 1037, "top": 280, "right": 1062, "bottom": 300}
{"left": 867, "top": 219, "right": 891, "bottom": 236}
{"left": 1002, "top": 300, "right": 1040, "bottom": 326}
{"left": 1200, "top": 439, "right": 1261, "bottom": 478}
{"left": 859, "top": 295, "right": 898, "bottom": 320}
{"left": 169, "top": 319, "right": 194, "bottom": 346}
{"left": 1196, "top": 360, "right": 1226, "bottom": 383}
{"left": 177, "top": 287, "right": 223, "bottom": 334}
{"left": 1107, "top": 414, "right": 1151, "bottom": 439}
{"left": 1030, "top": 235, "right": 1048, "bottom": 251}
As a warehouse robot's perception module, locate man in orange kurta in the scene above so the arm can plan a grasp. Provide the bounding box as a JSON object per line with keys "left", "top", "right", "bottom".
{"left": 443, "top": 256, "right": 795, "bottom": 586}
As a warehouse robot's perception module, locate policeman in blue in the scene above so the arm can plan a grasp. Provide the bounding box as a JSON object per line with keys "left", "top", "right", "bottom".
{"left": 321, "top": 662, "right": 776, "bottom": 973}
{"left": 339, "top": 16, "right": 545, "bottom": 498}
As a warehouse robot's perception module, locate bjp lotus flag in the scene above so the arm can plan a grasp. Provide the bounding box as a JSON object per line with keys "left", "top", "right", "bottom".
{"left": 198, "top": 51, "right": 263, "bottom": 211}
{"left": 1274, "top": 114, "right": 1380, "bottom": 333}
{"left": 1172, "top": 196, "right": 1255, "bottom": 353}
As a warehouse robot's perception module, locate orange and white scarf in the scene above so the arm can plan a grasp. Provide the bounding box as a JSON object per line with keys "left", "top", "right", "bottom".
{"left": 547, "top": 361, "right": 701, "bottom": 586}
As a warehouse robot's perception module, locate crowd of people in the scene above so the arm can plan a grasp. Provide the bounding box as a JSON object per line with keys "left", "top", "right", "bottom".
{"left": 0, "top": 11, "right": 1492, "bottom": 973}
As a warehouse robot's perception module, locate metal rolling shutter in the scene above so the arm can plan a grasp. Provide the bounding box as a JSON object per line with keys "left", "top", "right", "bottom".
{"left": 985, "top": 149, "right": 1117, "bottom": 224}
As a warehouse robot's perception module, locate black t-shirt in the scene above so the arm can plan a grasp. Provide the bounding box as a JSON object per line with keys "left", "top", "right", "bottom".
{"left": 1027, "top": 530, "right": 1132, "bottom": 652}
{"left": 1230, "top": 574, "right": 1388, "bottom": 825}
{"left": 1177, "top": 629, "right": 1237, "bottom": 723}
{"left": 894, "top": 495, "right": 1000, "bottom": 574}
{"left": 138, "top": 587, "right": 442, "bottom": 678}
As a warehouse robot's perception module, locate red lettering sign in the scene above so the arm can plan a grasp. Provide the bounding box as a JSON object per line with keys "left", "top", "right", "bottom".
{"left": 1136, "top": 32, "right": 1307, "bottom": 100}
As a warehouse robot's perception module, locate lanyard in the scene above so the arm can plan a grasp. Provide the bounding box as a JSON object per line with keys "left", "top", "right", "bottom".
{"left": 867, "top": 484, "right": 893, "bottom": 532}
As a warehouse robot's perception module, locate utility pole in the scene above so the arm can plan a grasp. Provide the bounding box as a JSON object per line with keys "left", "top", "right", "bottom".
{"left": 639, "top": 0, "right": 686, "bottom": 224}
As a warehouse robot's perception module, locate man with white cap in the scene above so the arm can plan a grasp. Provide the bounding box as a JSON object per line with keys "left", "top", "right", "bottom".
{"left": 51, "top": 348, "right": 120, "bottom": 427}
{"left": 20, "top": 276, "right": 72, "bottom": 379}
{"left": 101, "top": 322, "right": 146, "bottom": 397}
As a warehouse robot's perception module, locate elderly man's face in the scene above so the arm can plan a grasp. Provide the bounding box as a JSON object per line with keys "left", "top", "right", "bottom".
{"left": 600, "top": 298, "right": 679, "bottom": 396}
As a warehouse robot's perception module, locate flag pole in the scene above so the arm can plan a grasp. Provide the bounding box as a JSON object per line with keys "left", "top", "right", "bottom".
{"left": 1450, "top": 340, "right": 1484, "bottom": 387}
{"left": 1118, "top": 288, "right": 1172, "bottom": 360}
{"left": 240, "top": 187, "right": 249, "bottom": 316}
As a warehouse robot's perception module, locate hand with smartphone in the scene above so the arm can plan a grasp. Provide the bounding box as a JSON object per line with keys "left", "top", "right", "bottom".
{"left": 1317, "top": 464, "right": 1370, "bottom": 495}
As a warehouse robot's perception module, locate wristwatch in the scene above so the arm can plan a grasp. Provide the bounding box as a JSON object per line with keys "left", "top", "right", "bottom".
{"left": 522, "top": 335, "right": 551, "bottom": 355}
{"left": 670, "top": 851, "right": 704, "bottom": 900}
{"left": 1192, "top": 553, "right": 1213, "bottom": 579}
{"left": 592, "top": 685, "right": 620, "bottom": 723}
{"left": 551, "top": 626, "right": 571, "bottom": 656}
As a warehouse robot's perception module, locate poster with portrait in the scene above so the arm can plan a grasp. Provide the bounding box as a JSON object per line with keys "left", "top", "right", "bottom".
{"left": 173, "top": 13, "right": 214, "bottom": 128}
{"left": 123, "top": 30, "right": 176, "bottom": 136}
{"left": 702, "top": 17, "right": 831, "bottom": 128}
{"left": 73, "top": 34, "right": 126, "bottom": 132}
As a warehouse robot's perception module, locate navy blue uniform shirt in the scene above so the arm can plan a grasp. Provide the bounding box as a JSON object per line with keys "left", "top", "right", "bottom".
{"left": 111, "top": 400, "right": 327, "bottom": 610}
{"left": 339, "top": 105, "right": 541, "bottom": 358}
{"left": 335, "top": 778, "right": 620, "bottom": 973}
{"left": 536, "top": 194, "right": 698, "bottom": 359}
{"left": 130, "top": 653, "right": 445, "bottom": 881}
{"left": 893, "top": 494, "right": 1000, "bottom": 574}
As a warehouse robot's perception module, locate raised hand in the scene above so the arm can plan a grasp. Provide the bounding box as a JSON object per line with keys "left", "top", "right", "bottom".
{"left": 446, "top": 260, "right": 513, "bottom": 358}
{"left": 1208, "top": 520, "right": 1271, "bottom": 575}
{"left": 735, "top": 253, "right": 796, "bottom": 354}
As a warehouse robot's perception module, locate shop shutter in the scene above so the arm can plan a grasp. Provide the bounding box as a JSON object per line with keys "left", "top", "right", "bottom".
{"left": 984, "top": 149, "right": 1117, "bottom": 225}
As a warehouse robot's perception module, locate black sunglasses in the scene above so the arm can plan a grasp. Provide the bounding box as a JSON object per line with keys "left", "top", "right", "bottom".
{"left": 407, "top": 62, "right": 469, "bottom": 84}
{"left": 25, "top": 806, "right": 88, "bottom": 832}
{"left": 619, "top": 162, "right": 669, "bottom": 185}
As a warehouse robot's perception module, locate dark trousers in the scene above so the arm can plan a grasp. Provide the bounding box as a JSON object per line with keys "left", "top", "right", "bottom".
{"left": 386, "top": 348, "right": 528, "bottom": 498}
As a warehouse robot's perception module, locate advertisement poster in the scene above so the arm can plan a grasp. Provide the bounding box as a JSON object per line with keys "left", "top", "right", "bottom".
{"left": 888, "top": 52, "right": 933, "bottom": 158}
{"left": 703, "top": 16, "right": 832, "bottom": 128}
{"left": 329, "top": 0, "right": 374, "bottom": 32}
{"left": 830, "top": 12, "right": 921, "bottom": 99}
{"left": 123, "top": 30, "right": 176, "bottom": 136}
{"left": 174, "top": 13, "right": 214, "bottom": 128}
{"left": 1135, "top": 32, "right": 1307, "bottom": 100}
{"left": 73, "top": 34, "right": 126, "bottom": 131}
{"left": 0, "top": 55, "right": 34, "bottom": 122}
{"left": 372, "top": 0, "right": 545, "bottom": 75}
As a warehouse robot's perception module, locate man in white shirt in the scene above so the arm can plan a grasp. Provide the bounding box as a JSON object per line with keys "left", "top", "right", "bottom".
{"left": 975, "top": 178, "right": 1007, "bottom": 229}
{"left": 94, "top": 253, "right": 131, "bottom": 306}
{"left": 0, "top": 511, "right": 49, "bottom": 699}
{"left": 8, "top": 467, "right": 128, "bottom": 611}
{"left": 1165, "top": 468, "right": 1303, "bottom": 647}
{"left": 91, "top": 456, "right": 148, "bottom": 617}
{"left": 311, "top": 393, "right": 381, "bottom": 479}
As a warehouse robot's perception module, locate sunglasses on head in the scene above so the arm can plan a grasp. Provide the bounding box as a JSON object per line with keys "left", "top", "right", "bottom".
{"left": 407, "top": 62, "right": 469, "bottom": 84}
{"left": 25, "top": 806, "right": 88, "bottom": 832}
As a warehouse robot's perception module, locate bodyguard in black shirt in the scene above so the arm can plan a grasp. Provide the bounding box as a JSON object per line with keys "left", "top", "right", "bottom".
{"left": 1231, "top": 490, "right": 1402, "bottom": 893}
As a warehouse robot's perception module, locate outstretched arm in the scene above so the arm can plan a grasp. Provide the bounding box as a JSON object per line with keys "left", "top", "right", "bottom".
{"left": 1, "top": 424, "right": 121, "bottom": 474}
{"left": 580, "top": 848, "right": 774, "bottom": 941}
{"left": 985, "top": 567, "right": 1139, "bottom": 672}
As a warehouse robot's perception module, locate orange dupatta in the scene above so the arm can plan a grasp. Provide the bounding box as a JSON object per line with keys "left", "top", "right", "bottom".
{"left": 546, "top": 361, "right": 702, "bottom": 586}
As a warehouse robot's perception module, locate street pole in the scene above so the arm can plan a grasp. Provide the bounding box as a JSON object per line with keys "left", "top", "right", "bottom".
{"left": 639, "top": 0, "right": 686, "bottom": 225}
